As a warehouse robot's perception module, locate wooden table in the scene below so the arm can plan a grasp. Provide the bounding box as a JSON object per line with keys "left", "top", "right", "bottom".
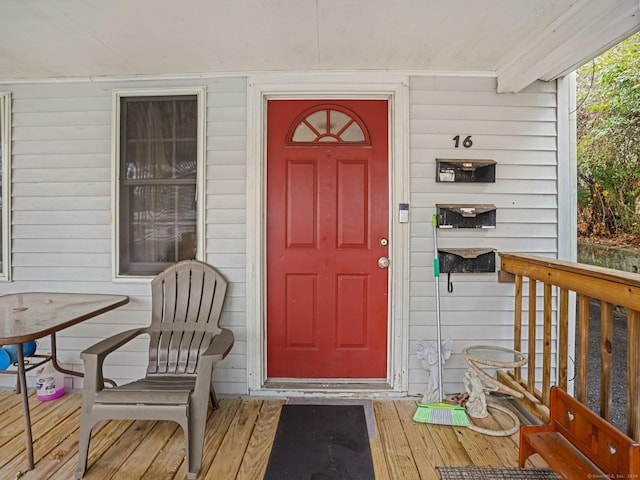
{"left": 0, "top": 292, "right": 130, "bottom": 471}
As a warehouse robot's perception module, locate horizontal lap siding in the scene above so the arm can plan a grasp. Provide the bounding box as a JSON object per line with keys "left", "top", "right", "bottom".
{"left": 407, "top": 76, "right": 558, "bottom": 396}
{"left": 0, "top": 73, "right": 558, "bottom": 397}
{"left": 204, "top": 79, "right": 248, "bottom": 395}
{"left": 0, "top": 78, "right": 247, "bottom": 394}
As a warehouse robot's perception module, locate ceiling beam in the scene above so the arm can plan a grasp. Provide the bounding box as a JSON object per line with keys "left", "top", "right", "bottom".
{"left": 497, "top": 0, "right": 640, "bottom": 93}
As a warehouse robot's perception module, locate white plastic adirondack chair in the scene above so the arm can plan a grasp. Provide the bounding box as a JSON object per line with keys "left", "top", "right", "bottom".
{"left": 75, "top": 260, "right": 233, "bottom": 480}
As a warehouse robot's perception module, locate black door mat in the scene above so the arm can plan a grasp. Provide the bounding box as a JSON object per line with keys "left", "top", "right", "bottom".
{"left": 264, "top": 404, "right": 375, "bottom": 480}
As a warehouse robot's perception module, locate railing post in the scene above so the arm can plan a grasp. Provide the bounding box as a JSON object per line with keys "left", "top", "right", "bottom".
{"left": 558, "top": 288, "right": 569, "bottom": 391}
{"left": 576, "top": 294, "right": 590, "bottom": 403}
{"left": 528, "top": 279, "right": 537, "bottom": 394}
{"left": 542, "top": 283, "right": 552, "bottom": 405}
{"left": 628, "top": 309, "right": 640, "bottom": 440}
{"left": 600, "top": 301, "right": 613, "bottom": 421}
{"left": 514, "top": 275, "right": 523, "bottom": 382}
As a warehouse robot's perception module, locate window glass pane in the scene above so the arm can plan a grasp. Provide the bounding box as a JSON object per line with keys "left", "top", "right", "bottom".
{"left": 119, "top": 94, "right": 198, "bottom": 276}
{"left": 150, "top": 140, "right": 175, "bottom": 178}
{"left": 125, "top": 142, "right": 149, "bottom": 180}
{"left": 123, "top": 97, "right": 197, "bottom": 181}
{"left": 176, "top": 100, "right": 197, "bottom": 138}
{"left": 148, "top": 101, "right": 176, "bottom": 139}
{"left": 175, "top": 141, "right": 197, "bottom": 179}
{"left": 127, "top": 184, "right": 196, "bottom": 263}
{"left": 125, "top": 102, "right": 148, "bottom": 140}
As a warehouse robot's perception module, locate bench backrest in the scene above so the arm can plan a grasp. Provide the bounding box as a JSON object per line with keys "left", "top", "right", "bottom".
{"left": 550, "top": 386, "right": 640, "bottom": 475}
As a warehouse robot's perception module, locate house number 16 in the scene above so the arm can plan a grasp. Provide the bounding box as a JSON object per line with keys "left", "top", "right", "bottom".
{"left": 453, "top": 135, "right": 473, "bottom": 148}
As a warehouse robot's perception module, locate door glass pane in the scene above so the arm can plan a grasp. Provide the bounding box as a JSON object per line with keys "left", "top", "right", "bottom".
{"left": 328, "top": 110, "right": 350, "bottom": 134}
{"left": 340, "top": 122, "right": 365, "bottom": 142}
{"left": 292, "top": 123, "right": 316, "bottom": 142}
{"left": 289, "top": 106, "right": 368, "bottom": 144}
{"left": 305, "top": 110, "right": 328, "bottom": 133}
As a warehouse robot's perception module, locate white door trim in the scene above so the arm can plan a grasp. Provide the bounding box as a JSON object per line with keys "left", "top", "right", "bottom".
{"left": 246, "top": 73, "right": 410, "bottom": 395}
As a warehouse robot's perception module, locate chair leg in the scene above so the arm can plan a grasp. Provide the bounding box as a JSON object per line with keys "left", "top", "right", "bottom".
{"left": 186, "top": 397, "right": 211, "bottom": 479}
{"left": 179, "top": 417, "right": 200, "bottom": 480}
{"left": 209, "top": 384, "right": 219, "bottom": 410}
{"left": 74, "top": 418, "right": 95, "bottom": 478}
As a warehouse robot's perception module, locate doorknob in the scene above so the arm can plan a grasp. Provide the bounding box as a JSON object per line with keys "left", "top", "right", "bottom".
{"left": 378, "top": 257, "right": 390, "bottom": 268}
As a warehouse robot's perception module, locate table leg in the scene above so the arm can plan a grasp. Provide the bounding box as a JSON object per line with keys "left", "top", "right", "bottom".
{"left": 49, "top": 333, "right": 79, "bottom": 377}
{"left": 16, "top": 347, "right": 34, "bottom": 470}
{"left": 49, "top": 333, "right": 117, "bottom": 387}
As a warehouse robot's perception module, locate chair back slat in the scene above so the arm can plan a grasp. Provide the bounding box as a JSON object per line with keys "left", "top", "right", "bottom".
{"left": 175, "top": 262, "right": 195, "bottom": 324}
{"left": 147, "top": 260, "right": 228, "bottom": 375}
{"left": 185, "top": 331, "right": 208, "bottom": 374}
{"left": 185, "top": 262, "right": 206, "bottom": 324}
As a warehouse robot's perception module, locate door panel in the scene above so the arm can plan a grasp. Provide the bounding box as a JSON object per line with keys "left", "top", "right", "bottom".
{"left": 267, "top": 99, "right": 389, "bottom": 379}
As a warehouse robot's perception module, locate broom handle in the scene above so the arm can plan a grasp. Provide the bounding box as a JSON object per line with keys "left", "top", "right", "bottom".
{"left": 432, "top": 214, "right": 444, "bottom": 403}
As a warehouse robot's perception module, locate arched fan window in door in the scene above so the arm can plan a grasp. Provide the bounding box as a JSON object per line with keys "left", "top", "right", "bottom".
{"left": 287, "top": 105, "right": 370, "bottom": 145}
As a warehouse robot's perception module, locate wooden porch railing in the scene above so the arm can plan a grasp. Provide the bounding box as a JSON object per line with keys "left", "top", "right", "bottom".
{"left": 498, "top": 252, "right": 640, "bottom": 440}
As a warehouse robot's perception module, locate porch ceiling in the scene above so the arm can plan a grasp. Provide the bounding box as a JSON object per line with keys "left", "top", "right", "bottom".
{"left": 1, "top": 0, "right": 638, "bottom": 92}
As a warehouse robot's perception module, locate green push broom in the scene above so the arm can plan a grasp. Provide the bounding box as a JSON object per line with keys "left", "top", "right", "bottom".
{"left": 413, "top": 214, "right": 469, "bottom": 427}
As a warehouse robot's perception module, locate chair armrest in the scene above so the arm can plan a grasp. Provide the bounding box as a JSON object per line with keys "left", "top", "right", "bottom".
{"left": 81, "top": 327, "right": 147, "bottom": 362}
{"left": 80, "top": 327, "right": 146, "bottom": 392}
{"left": 197, "top": 328, "right": 234, "bottom": 375}
{"left": 202, "top": 328, "right": 234, "bottom": 362}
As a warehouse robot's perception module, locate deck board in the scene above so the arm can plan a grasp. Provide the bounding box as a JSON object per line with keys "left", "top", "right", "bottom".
{"left": 205, "top": 399, "right": 264, "bottom": 479}
{"left": 375, "top": 401, "right": 422, "bottom": 480}
{"left": 235, "top": 399, "right": 284, "bottom": 480}
{"left": 395, "top": 400, "right": 446, "bottom": 478}
{"left": 0, "top": 390, "right": 548, "bottom": 479}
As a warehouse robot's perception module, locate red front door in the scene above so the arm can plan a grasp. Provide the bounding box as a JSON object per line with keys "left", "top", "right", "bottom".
{"left": 266, "top": 99, "right": 389, "bottom": 379}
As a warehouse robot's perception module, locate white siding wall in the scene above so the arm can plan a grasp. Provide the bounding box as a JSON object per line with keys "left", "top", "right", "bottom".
{"left": 0, "top": 73, "right": 560, "bottom": 398}
{"left": 0, "top": 77, "right": 247, "bottom": 394}
{"left": 407, "top": 76, "right": 558, "bottom": 396}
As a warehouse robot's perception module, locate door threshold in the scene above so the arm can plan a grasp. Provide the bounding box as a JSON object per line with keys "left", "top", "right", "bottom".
{"left": 260, "top": 379, "right": 397, "bottom": 396}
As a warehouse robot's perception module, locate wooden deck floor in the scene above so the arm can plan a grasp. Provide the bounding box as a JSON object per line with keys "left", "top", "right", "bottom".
{"left": 0, "top": 390, "right": 547, "bottom": 480}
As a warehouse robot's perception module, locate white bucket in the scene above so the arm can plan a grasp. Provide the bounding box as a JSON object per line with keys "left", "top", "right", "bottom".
{"left": 35, "top": 361, "right": 65, "bottom": 401}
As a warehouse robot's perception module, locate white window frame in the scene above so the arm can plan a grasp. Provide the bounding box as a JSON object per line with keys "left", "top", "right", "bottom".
{"left": 0, "top": 92, "right": 11, "bottom": 282}
{"left": 111, "top": 87, "right": 207, "bottom": 281}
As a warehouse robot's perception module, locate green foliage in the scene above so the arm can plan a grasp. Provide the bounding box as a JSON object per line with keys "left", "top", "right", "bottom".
{"left": 577, "top": 32, "right": 640, "bottom": 236}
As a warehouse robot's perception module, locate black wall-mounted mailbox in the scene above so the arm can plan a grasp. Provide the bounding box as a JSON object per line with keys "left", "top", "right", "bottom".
{"left": 438, "top": 248, "right": 496, "bottom": 273}
{"left": 436, "top": 204, "right": 496, "bottom": 229}
{"left": 436, "top": 159, "right": 496, "bottom": 183}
